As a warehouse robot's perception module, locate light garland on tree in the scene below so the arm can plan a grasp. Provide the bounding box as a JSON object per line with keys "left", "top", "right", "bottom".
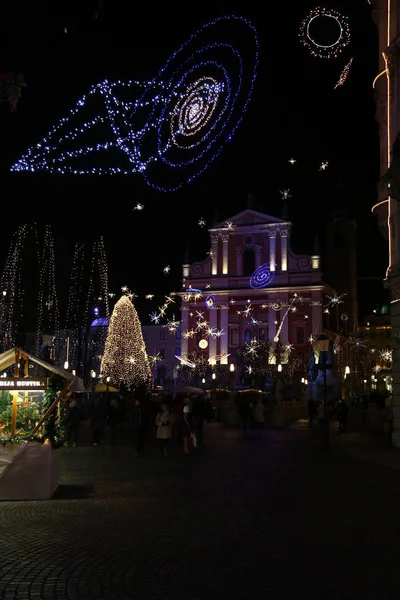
{"left": 0, "top": 224, "right": 33, "bottom": 351}
{"left": 299, "top": 7, "right": 351, "bottom": 59}
{"left": 100, "top": 294, "right": 153, "bottom": 390}
{"left": 11, "top": 16, "right": 259, "bottom": 192}
{"left": 36, "top": 225, "right": 60, "bottom": 355}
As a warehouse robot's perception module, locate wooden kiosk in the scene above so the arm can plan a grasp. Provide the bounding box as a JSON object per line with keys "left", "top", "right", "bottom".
{"left": 0, "top": 347, "right": 85, "bottom": 500}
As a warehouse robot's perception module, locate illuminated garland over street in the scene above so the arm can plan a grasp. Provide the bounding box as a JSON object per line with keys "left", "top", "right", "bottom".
{"left": 11, "top": 16, "right": 259, "bottom": 192}
{"left": 334, "top": 57, "right": 354, "bottom": 89}
{"left": 299, "top": 7, "right": 351, "bottom": 59}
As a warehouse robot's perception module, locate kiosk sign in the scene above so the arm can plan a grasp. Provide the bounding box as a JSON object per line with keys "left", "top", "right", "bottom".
{"left": 0, "top": 378, "right": 46, "bottom": 390}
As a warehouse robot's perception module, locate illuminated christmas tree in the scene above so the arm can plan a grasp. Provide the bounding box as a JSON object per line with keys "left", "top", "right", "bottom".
{"left": 100, "top": 295, "right": 153, "bottom": 390}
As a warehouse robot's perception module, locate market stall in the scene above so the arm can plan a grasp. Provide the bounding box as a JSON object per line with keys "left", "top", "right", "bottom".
{"left": 0, "top": 347, "right": 85, "bottom": 499}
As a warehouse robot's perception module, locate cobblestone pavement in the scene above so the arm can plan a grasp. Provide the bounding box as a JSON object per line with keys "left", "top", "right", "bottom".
{"left": 1, "top": 423, "right": 400, "bottom": 599}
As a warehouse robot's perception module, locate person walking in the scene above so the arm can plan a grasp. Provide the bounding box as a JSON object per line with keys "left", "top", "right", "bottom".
{"left": 336, "top": 398, "right": 349, "bottom": 433}
{"left": 90, "top": 395, "right": 106, "bottom": 446}
{"left": 253, "top": 397, "right": 265, "bottom": 432}
{"left": 132, "top": 398, "right": 149, "bottom": 457}
{"left": 107, "top": 397, "right": 120, "bottom": 445}
{"left": 180, "top": 405, "right": 196, "bottom": 455}
{"left": 192, "top": 395, "right": 206, "bottom": 448}
{"left": 64, "top": 399, "right": 80, "bottom": 447}
{"left": 155, "top": 403, "right": 172, "bottom": 456}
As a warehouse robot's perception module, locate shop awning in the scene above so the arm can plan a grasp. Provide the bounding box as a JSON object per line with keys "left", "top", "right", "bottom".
{"left": 0, "top": 347, "right": 86, "bottom": 392}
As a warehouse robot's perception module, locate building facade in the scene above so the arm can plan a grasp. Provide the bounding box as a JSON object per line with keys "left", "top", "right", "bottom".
{"left": 358, "top": 304, "right": 392, "bottom": 392}
{"left": 179, "top": 208, "right": 343, "bottom": 385}
{"left": 372, "top": 0, "right": 400, "bottom": 444}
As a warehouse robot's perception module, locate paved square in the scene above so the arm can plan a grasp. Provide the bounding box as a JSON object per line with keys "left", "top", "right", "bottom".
{"left": 0, "top": 423, "right": 399, "bottom": 599}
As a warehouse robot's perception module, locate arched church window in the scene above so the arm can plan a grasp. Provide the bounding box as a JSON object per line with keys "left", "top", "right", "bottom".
{"left": 244, "top": 329, "right": 252, "bottom": 343}
{"left": 243, "top": 248, "right": 255, "bottom": 276}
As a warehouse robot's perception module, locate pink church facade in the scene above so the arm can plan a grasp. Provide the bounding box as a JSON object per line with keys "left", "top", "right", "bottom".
{"left": 179, "top": 209, "right": 327, "bottom": 373}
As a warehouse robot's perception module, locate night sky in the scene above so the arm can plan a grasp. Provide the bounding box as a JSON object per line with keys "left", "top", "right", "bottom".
{"left": 0, "top": 0, "right": 389, "bottom": 325}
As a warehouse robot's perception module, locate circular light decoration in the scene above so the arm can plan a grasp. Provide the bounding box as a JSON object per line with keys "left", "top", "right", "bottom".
{"left": 11, "top": 16, "right": 260, "bottom": 193}
{"left": 199, "top": 339, "right": 208, "bottom": 349}
{"left": 205, "top": 294, "right": 216, "bottom": 308}
{"left": 249, "top": 263, "right": 275, "bottom": 289}
{"left": 299, "top": 7, "right": 350, "bottom": 59}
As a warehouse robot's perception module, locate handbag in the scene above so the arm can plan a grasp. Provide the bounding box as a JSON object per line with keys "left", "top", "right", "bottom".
{"left": 190, "top": 432, "right": 197, "bottom": 448}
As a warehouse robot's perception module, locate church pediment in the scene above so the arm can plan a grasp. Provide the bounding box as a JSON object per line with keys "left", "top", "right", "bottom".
{"left": 212, "top": 209, "right": 286, "bottom": 229}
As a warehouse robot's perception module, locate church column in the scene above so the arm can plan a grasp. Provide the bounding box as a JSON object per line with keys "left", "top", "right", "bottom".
{"left": 280, "top": 230, "right": 288, "bottom": 271}
{"left": 219, "top": 305, "right": 229, "bottom": 364}
{"left": 236, "top": 246, "right": 242, "bottom": 275}
{"left": 311, "top": 293, "right": 321, "bottom": 335}
{"left": 280, "top": 293, "right": 289, "bottom": 344}
{"left": 208, "top": 307, "right": 218, "bottom": 362}
{"left": 268, "top": 306, "right": 277, "bottom": 341}
{"left": 221, "top": 235, "right": 229, "bottom": 275}
{"left": 269, "top": 231, "right": 276, "bottom": 271}
{"left": 181, "top": 306, "right": 189, "bottom": 359}
{"left": 211, "top": 235, "right": 219, "bottom": 275}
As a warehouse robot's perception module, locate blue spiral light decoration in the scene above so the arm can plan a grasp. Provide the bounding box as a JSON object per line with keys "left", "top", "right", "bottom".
{"left": 11, "top": 16, "right": 259, "bottom": 192}
{"left": 205, "top": 294, "right": 216, "bottom": 308}
{"left": 249, "top": 263, "right": 275, "bottom": 289}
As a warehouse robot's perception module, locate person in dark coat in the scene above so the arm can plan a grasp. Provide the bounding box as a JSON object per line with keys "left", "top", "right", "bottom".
{"left": 336, "top": 398, "right": 349, "bottom": 433}
{"left": 64, "top": 399, "right": 80, "bottom": 447}
{"left": 192, "top": 396, "right": 206, "bottom": 448}
{"left": 132, "top": 399, "right": 149, "bottom": 457}
{"left": 180, "top": 405, "right": 196, "bottom": 455}
{"left": 90, "top": 395, "right": 106, "bottom": 445}
{"left": 107, "top": 397, "right": 120, "bottom": 445}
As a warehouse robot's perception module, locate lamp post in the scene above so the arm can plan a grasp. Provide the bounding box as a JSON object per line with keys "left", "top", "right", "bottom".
{"left": 315, "top": 333, "right": 330, "bottom": 452}
{"left": 229, "top": 363, "right": 235, "bottom": 391}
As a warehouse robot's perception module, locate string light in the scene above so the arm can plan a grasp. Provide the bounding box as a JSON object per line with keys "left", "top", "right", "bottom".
{"left": 100, "top": 295, "right": 153, "bottom": 389}
{"left": 334, "top": 57, "right": 354, "bottom": 89}
{"left": 11, "top": 16, "right": 259, "bottom": 192}
{"left": 299, "top": 7, "right": 351, "bottom": 59}
{"left": 36, "top": 226, "right": 60, "bottom": 357}
{"left": 0, "top": 225, "right": 31, "bottom": 350}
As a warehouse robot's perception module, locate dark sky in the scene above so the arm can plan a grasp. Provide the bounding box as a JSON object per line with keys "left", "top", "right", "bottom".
{"left": 0, "top": 0, "right": 389, "bottom": 324}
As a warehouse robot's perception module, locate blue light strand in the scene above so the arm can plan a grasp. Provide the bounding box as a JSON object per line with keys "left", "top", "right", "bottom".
{"left": 11, "top": 15, "right": 259, "bottom": 191}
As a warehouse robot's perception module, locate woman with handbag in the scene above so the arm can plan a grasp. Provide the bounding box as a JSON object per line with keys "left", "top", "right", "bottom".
{"left": 155, "top": 404, "right": 172, "bottom": 456}
{"left": 180, "top": 405, "right": 196, "bottom": 455}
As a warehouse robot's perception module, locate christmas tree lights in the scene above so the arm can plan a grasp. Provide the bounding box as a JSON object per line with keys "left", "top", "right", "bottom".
{"left": 299, "top": 7, "right": 350, "bottom": 59}
{"left": 11, "top": 16, "right": 259, "bottom": 192}
{"left": 100, "top": 295, "right": 153, "bottom": 390}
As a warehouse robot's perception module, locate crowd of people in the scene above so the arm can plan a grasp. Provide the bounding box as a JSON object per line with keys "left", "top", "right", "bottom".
{"left": 63, "top": 391, "right": 213, "bottom": 457}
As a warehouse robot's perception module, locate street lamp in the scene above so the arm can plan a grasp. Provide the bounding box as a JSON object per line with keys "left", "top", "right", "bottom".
{"left": 315, "top": 333, "right": 330, "bottom": 452}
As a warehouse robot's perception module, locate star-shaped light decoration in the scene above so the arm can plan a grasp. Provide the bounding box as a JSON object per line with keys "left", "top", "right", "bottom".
{"left": 121, "top": 285, "right": 128, "bottom": 292}
{"left": 133, "top": 203, "right": 144, "bottom": 210}
{"left": 205, "top": 283, "right": 211, "bottom": 289}
{"left": 226, "top": 221, "right": 235, "bottom": 231}
{"left": 242, "top": 304, "right": 252, "bottom": 317}
{"left": 148, "top": 352, "right": 163, "bottom": 367}
{"left": 280, "top": 188, "right": 292, "bottom": 199}
{"left": 145, "top": 294, "right": 154, "bottom": 300}
{"left": 288, "top": 158, "right": 296, "bottom": 164}
{"left": 198, "top": 217, "right": 206, "bottom": 227}
{"left": 319, "top": 161, "right": 329, "bottom": 171}
{"left": 108, "top": 292, "right": 116, "bottom": 298}
{"left": 150, "top": 311, "right": 161, "bottom": 324}
{"left": 163, "top": 265, "right": 170, "bottom": 274}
